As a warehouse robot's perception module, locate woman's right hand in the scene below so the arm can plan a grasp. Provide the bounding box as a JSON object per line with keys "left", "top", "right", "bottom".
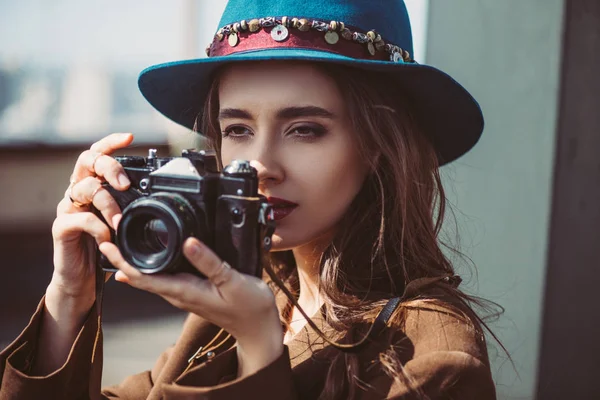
{"left": 48, "top": 133, "right": 134, "bottom": 308}
{"left": 32, "top": 133, "right": 134, "bottom": 375}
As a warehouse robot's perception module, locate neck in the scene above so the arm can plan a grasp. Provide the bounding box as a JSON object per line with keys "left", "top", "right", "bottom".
{"left": 291, "top": 242, "right": 324, "bottom": 313}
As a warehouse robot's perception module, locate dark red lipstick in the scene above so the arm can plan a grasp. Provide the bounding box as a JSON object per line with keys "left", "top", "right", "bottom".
{"left": 267, "top": 197, "right": 298, "bottom": 221}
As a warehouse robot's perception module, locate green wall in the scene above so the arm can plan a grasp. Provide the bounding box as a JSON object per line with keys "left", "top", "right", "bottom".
{"left": 426, "top": 1, "right": 564, "bottom": 398}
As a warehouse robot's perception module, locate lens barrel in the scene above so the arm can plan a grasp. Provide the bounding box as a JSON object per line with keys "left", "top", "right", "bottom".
{"left": 117, "top": 193, "right": 202, "bottom": 274}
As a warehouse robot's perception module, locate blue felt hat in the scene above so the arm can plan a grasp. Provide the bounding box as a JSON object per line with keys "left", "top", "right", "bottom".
{"left": 138, "top": 0, "right": 483, "bottom": 165}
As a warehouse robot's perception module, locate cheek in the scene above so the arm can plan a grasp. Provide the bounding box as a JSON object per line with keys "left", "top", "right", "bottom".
{"left": 308, "top": 143, "right": 365, "bottom": 214}
{"left": 307, "top": 155, "right": 360, "bottom": 200}
{"left": 319, "top": 131, "right": 364, "bottom": 186}
{"left": 277, "top": 135, "right": 367, "bottom": 246}
{"left": 220, "top": 142, "right": 236, "bottom": 167}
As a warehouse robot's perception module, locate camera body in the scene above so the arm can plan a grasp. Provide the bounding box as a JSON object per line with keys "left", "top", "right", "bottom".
{"left": 97, "top": 148, "right": 274, "bottom": 278}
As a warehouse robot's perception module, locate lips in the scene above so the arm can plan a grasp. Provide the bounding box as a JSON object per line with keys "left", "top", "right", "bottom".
{"left": 267, "top": 197, "right": 298, "bottom": 221}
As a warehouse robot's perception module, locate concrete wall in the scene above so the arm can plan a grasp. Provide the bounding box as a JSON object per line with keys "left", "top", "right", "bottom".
{"left": 426, "top": 1, "right": 564, "bottom": 399}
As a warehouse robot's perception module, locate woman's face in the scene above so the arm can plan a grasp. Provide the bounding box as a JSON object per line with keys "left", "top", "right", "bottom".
{"left": 218, "top": 62, "right": 369, "bottom": 251}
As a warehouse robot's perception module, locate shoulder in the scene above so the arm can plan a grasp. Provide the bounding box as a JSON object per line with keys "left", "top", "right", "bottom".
{"left": 380, "top": 296, "right": 489, "bottom": 365}
{"left": 376, "top": 297, "right": 496, "bottom": 398}
{"left": 395, "top": 298, "right": 489, "bottom": 363}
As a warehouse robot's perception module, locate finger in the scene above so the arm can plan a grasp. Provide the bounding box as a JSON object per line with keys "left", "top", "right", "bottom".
{"left": 91, "top": 186, "right": 122, "bottom": 231}
{"left": 114, "top": 270, "right": 130, "bottom": 283}
{"left": 100, "top": 242, "right": 214, "bottom": 301}
{"left": 52, "top": 212, "right": 111, "bottom": 245}
{"left": 70, "top": 177, "right": 122, "bottom": 228}
{"left": 183, "top": 238, "right": 236, "bottom": 289}
{"left": 59, "top": 178, "right": 122, "bottom": 229}
{"left": 98, "top": 242, "right": 143, "bottom": 280}
{"left": 57, "top": 195, "right": 87, "bottom": 216}
{"left": 65, "top": 176, "right": 99, "bottom": 208}
{"left": 71, "top": 133, "right": 134, "bottom": 183}
{"left": 71, "top": 151, "right": 130, "bottom": 189}
{"left": 112, "top": 213, "right": 123, "bottom": 230}
{"left": 90, "top": 132, "right": 134, "bottom": 155}
{"left": 90, "top": 154, "right": 130, "bottom": 190}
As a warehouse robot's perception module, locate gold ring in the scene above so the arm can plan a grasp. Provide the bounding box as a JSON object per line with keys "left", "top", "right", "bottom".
{"left": 90, "top": 185, "right": 102, "bottom": 203}
{"left": 67, "top": 180, "right": 89, "bottom": 208}
{"left": 91, "top": 152, "right": 103, "bottom": 172}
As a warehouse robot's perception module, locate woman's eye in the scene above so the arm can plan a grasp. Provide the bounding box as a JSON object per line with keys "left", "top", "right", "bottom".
{"left": 289, "top": 125, "right": 327, "bottom": 139}
{"left": 222, "top": 126, "right": 252, "bottom": 140}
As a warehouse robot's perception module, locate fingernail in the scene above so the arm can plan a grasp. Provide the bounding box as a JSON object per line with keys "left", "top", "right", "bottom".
{"left": 115, "top": 271, "right": 130, "bottom": 283}
{"left": 187, "top": 240, "right": 202, "bottom": 257}
{"left": 118, "top": 173, "right": 130, "bottom": 187}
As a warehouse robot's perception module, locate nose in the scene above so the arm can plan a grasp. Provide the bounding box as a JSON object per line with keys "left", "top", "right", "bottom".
{"left": 250, "top": 158, "right": 285, "bottom": 192}
{"left": 222, "top": 127, "right": 285, "bottom": 192}
{"left": 245, "top": 131, "right": 285, "bottom": 190}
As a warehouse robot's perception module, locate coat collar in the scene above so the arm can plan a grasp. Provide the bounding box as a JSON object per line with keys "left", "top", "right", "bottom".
{"left": 274, "top": 287, "right": 331, "bottom": 367}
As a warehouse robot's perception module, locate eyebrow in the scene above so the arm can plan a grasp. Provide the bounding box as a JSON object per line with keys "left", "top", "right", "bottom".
{"left": 218, "top": 106, "right": 335, "bottom": 121}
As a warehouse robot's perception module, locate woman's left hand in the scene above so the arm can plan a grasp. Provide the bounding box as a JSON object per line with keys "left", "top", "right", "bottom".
{"left": 99, "top": 237, "right": 284, "bottom": 376}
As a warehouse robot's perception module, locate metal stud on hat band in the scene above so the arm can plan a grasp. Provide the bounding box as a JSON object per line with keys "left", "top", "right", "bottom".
{"left": 271, "top": 24, "right": 289, "bottom": 41}
{"left": 206, "top": 16, "right": 412, "bottom": 64}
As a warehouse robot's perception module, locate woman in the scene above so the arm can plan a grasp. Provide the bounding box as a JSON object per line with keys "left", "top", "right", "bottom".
{"left": 0, "top": 0, "right": 499, "bottom": 399}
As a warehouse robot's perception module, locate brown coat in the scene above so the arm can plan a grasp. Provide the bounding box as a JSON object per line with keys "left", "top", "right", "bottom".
{"left": 0, "top": 288, "right": 496, "bottom": 399}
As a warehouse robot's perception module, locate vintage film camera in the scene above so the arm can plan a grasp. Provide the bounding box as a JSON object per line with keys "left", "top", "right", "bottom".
{"left": 97, "top": 149, "right": 275, "bottom": 278}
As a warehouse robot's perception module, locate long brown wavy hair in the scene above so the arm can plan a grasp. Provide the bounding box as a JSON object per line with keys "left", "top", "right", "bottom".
{"left": 196, "top": 62, "right": 504, "bottom": 399}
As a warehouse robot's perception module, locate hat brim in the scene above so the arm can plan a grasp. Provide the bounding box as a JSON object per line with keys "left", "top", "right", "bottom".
{"left": 138, "top": 48, "right": 483, "bottom": 165}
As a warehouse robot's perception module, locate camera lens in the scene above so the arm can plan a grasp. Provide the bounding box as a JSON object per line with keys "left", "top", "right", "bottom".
{"left": 117, "top": 193, "right": 207, "bottom": 274}
{"left": 143, "top": 219, "right": 169, "bottom": 249}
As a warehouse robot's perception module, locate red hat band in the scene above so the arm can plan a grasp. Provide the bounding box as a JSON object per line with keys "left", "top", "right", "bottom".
{"left": 207, "top": 17, "right": 413, "bottom": 64}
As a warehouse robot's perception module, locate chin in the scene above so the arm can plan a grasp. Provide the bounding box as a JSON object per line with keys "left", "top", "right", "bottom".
{"left": 268, "top": 233, "right": 294, "bottom": 252}
{"left": 267, "top": 229, "right": 306, "bottom": 252}
{"left": 267, "top": 225, "right": 335, "bottom": 253}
